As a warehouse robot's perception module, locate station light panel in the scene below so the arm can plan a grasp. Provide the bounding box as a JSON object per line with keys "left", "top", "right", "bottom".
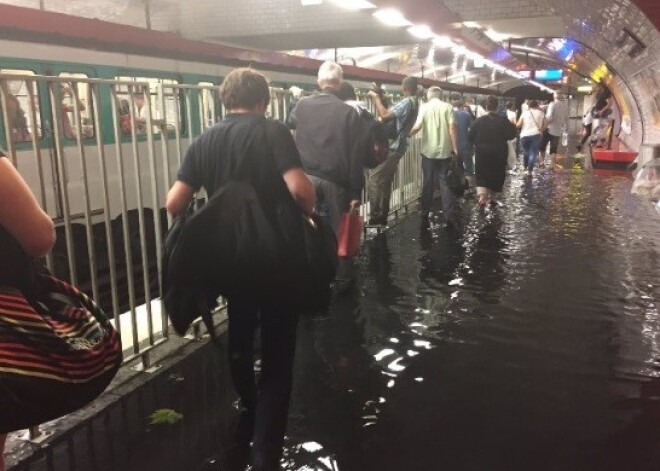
{"left": 373, "top": 9, "right": 412, "bottom": 27}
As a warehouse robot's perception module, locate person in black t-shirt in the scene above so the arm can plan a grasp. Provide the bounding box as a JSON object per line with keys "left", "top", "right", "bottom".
{"left": 166, "top": 68, "right": 315, "bottom": 471}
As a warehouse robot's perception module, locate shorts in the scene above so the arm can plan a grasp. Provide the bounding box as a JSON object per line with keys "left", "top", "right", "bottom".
{"left": 540, "top": 130, "right": 560, "bottom": 154}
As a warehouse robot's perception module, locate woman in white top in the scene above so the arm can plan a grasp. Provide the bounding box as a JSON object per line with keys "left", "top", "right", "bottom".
{"left": 506, "top": 103, "right": 518, "bottom": 170}
{"left": 516, "top": 99, "right": 545, "bottom": 177}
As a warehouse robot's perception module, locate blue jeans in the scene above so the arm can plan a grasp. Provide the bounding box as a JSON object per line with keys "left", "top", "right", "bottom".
{"left": 227, "top": 298, "right": 299, "bottom": 470}
{"left": 521, "top": 134, "right": 542, "bottom": 171}
{"left": 421, "top": 155, "right": 456, "bottom": 221}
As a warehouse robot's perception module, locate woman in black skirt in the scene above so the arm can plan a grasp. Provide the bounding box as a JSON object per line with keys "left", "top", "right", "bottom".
{"left": 468, "top": 95, "right": 517, "bottom": 206}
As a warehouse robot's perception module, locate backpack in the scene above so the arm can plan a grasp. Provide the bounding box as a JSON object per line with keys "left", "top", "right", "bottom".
{"left": 354, "top": 105, "right": 390, "bottom": 169}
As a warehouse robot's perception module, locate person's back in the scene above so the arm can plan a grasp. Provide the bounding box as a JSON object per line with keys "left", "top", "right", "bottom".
{"left": 454, "top": 107, "right": 474, "bottom": 155}
{"left": 292, "top": 93, "right": 363, "bottom": 201}
{"left": 546, "top": 99, "right": 568, "bottom": 137}
{"left": 418, "top": 97, "right": 454, "bottom": 159}
{"left": 166, "top": 68, "right": 316, "bottom": 471}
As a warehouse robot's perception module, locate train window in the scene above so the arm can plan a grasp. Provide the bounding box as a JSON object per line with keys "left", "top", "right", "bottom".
{"left": 198, "top": 82, "right": 220, "bottom": 130}
{"left": 0, "top": 69, "right": 42, "bottom": 142}
{"left": 58, "top": 73, "right": 95, "bottom": 140}
{"left": 115, "top": 76, "right": 181, "bottom": 136}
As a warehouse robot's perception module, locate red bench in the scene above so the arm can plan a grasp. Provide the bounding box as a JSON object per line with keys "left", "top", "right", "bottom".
{"left": 592, "top": 139, "right": 637, "bottom": 164}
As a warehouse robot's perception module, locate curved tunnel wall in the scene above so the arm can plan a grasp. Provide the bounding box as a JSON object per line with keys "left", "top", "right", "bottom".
{"left": 549, "top": 0, "right": 659, "bottom": 157}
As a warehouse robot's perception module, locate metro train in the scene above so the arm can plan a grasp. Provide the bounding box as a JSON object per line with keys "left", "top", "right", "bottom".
{"left": 0, "top": 24, "right": 497, "bottom": 317}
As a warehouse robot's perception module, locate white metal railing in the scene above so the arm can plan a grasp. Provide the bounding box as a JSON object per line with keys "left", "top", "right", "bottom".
{"left": 1, "top": 73, "right": 423, "bottom": 440}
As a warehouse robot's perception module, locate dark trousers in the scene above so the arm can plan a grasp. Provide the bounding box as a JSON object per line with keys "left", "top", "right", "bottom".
{"left": 227, "top": 298, "right": 299, "bottom": 470}
{"left": 308, "top": 175, "right": 353, "bottom": 282}
{"left": 367, "top": 150, "right": 403, "bottom": 222}
{"left": 421, "top": 155, "right": 456, "bottom": 220}
{"left": 579, "top": 123, "right": 593, "bottom": 147}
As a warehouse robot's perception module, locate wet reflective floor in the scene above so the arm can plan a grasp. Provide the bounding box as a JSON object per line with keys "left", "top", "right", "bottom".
{"left": 278, "top": 165, "right": 660, "bottom": 471}
{"left": 11, "top": 161, "right": 659, "bottom": 471}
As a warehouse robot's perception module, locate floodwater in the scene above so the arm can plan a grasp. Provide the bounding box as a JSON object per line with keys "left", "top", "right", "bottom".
{"left": 10, "top": 163, "right": 660, "bottom": 471}
{"left": 278, "top": 166, "right": 660, "bottom": 471}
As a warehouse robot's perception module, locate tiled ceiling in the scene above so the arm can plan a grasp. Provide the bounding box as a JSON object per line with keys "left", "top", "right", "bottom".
{"left": 0, "top": 0, "right": 658, "bottom": 145}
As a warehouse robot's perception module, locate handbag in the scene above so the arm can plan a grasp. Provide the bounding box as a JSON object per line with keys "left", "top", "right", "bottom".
{"left": 445, "top": 155, "right": 467, "bottom": 197}
{"left": 0, "top": 274, "right": 122, "bottom": 433}
{"left": 337, "top": 211, "right": 363, "bottom": 258}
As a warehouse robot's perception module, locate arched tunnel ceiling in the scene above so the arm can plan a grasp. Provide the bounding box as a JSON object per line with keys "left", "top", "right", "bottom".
{"left": 0, "top": 0, "right": 658, "bottom": 145}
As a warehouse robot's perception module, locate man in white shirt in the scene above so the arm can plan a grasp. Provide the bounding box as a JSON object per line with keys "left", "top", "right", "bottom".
{"left": 539, "top": 93, "right": 568, "bottom": 168}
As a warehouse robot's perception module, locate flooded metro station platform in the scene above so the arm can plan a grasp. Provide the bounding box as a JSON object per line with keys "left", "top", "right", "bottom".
{"left": 9, "top": 160, "right": 659, "bottom": 471}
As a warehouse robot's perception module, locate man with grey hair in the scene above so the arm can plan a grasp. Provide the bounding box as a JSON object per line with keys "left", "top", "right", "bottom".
{"left": 366, "top": 75, "right": 419, "bottom": 226}
{"left": 410, "top": 86, "right": 460, "bottom": 228}
{"left": 288, "top": 61, "right": 365, "bottom": 293}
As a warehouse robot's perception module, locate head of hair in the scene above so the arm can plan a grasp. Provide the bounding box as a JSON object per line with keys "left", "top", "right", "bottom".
{"left": 338, "top": 81, "right": 357, "bottom": 101}
{"left": 317, "top": 61, "right": 343, "bottom": 89}
{"left": 485, "top": 95, "right": 499, "bottom": 112}
{"left": 427, "top": 86, "right": 442, "bottom": 100}
{"left": 529, "top": 99, "right": 540, "bottom": 109}
{"left": 220, "top": 68, "right": 270, "bottom": 110}
{"left": 402, "top": 76, "right": 418, "bottom": 94}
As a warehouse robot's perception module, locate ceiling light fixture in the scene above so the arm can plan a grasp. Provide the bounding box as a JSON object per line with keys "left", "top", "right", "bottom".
{"left": 407, "top": 25, "right": 435, "bottom": 39}
{"left": 373, "top": 9, "right": 412, "bottom": 27}
{"left": 301, "top": 0, "right": 323, "bottom": 5}
{"left": 433, "top": 36, "right": 455, "bottom": 48}
{"left": 329, "top": 0, "right": 376, "bottom": 10}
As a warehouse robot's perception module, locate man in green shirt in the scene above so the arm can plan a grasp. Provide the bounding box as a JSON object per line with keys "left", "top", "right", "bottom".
{"left": 410, "top": 86, "right": 459, "bottom": 228}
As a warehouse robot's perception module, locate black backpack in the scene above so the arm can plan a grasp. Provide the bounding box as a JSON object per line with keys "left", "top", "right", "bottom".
{"left": 354, "top": 105, "right": 390, "bottom": 169}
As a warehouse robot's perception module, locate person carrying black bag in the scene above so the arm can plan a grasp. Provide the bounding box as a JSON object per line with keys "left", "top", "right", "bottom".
{"left": 408, "top": 86, "right": 460, "bottom": 229}
{"left": 165, "top": 68, "right": 316, "bottom": 471}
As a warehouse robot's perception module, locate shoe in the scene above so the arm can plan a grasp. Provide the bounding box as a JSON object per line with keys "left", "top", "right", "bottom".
{"left": 368, "top": 217, "right": 387, "bottom": 226}
{"left": 332, "top": 278, "right": 355, "bottom": 295}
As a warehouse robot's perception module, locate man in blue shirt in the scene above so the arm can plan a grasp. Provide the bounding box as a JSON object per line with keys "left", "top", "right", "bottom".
{"left": 451, "top": 94, "right": 475, "bottom": 191}
{"left": 366, "top": 76, "right": 419, "bottom": 226}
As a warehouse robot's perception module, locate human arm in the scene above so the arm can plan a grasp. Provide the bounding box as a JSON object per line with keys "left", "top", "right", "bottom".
{"left": 0, "top": 157, "right": 55, "bottom": 256}
{"left": 516, "top": 115, "right": 524, "bottom": 129}
{"left": 283, "top": 168, "right": 315, "bottom": 215}
{"left": 467, "top": 119, "right": 477, "bottom": 144}
{"left": 167, "top": 137, "right": 203, "bottom": 216}
{"left": 409, "top": 103, "right": 425, "bottom": 136}
{"left": 166, "top": 181, "right": 195, "bottom": 216}
{"left": 450, "top": 122, "right": 459, "bottom": 156}
{"left": 367, "top": 91, "right": 395, "bottom": 121}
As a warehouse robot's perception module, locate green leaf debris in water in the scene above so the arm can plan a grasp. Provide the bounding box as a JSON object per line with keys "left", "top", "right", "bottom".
{"left": 149, "top": 408, "right": 184, "bottom": 425}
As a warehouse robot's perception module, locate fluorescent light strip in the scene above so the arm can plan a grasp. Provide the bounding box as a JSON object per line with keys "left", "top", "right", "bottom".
{"left": 329, "top": 0, "right": 376, "bottom": 9}
{"left": 408, "top": 25, "right": 434, "bottom": 39}
{"left": 373, "top": 8, "right": 412, "bottom": 27}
